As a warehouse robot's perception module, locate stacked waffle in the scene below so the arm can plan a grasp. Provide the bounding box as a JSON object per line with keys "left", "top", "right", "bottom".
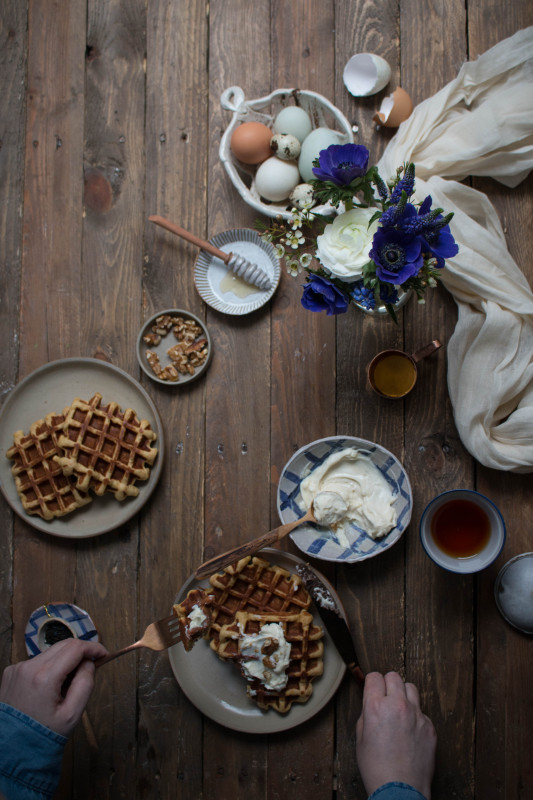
{"left": 6, "top": 392, "right": 158, "bottom": 520}
{"left": 206, "top": 556, "right": 324, "bottom": 713}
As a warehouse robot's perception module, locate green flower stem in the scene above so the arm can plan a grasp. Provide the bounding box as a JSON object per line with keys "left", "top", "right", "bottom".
{"left": 345, "top": 197, "right": 354, "bottom": 211}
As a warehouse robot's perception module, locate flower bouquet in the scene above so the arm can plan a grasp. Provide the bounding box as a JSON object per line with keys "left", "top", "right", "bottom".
{"left": 257, "top": 144, "right": 458, "bottom": 322}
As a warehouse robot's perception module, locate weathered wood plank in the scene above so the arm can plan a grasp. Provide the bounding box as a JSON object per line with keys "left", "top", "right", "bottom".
{"left": 0, "top": 0, "right": 27, "bottom": 673}
{"left": 333, "top": 2, "right": 406, "bottom": 797}
{"left": 69, "top": 0, "right": 148, "bottom": 796}
{"left": 202, "top": 1, "right": 273, "bottom": 797}
{"left": 468, "top": 5, "right": 533, "bottom": 799}
{"left": 398, "top": 3, "right": 475, "bottom": 799}
{"left": 137, "top": 0, "right": 209, "bottom": 796}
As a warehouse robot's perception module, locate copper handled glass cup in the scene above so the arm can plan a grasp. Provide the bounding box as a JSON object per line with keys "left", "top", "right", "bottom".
{"left": 368, "top": 339, "right": 442, "bottom": 398}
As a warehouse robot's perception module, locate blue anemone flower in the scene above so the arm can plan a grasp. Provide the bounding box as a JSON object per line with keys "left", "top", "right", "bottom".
{"left": 301, "top": 275, "right": 349, "bottom": 315}
{"left": 312, "top": 144, "right": 369, "bottom": 187}
{"left": 370, "top": 228, "right": 423, "bottom": 284}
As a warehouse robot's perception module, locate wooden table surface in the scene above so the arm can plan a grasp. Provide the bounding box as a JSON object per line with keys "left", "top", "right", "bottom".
{"left": 1, "top": 2, "right": 532, "bottom": 798}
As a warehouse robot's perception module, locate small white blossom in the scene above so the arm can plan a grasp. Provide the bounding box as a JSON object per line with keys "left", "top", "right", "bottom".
{"left": 286, "top": 258, "right": 302, "bottom": 277}
{"left": 261, "top": 232, "right": 273, "bottom": 243}
{"left": 300, "top": 253, "right": 313, "bottom": 268}
{"left": 286, "top": 230, "right": 304, "bottom": 249}
{"left": 274, "top": 243, "right": 286, "bottom": 259}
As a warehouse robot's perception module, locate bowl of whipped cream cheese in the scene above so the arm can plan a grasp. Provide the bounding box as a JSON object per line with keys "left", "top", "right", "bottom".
{"left": 277, "top": 436, "right": 412, "bottom": 563}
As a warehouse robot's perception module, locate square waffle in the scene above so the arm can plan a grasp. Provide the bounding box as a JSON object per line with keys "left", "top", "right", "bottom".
{"left": 173, "top": 588, "right": 213, "bottom": 651}
{"left": 6, "top": 409, "right": 92, "bottom": 520}
{"left": 215, "top": 610, "right": 324, "bottom": 713}
{"left": 207, "top": 555, "right": 312, "bottom": 649}
{"left": 55, "top": 393, "right": 158, "bottom": 501}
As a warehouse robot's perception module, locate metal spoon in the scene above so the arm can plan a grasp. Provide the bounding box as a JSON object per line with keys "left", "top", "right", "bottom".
{"left": 149, "top": 215, "right": 272, "bottom": 290}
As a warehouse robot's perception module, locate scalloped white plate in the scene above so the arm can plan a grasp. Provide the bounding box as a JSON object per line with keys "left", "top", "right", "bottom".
{"left": 194, "top": 228, "right": 280, "bottom": 315}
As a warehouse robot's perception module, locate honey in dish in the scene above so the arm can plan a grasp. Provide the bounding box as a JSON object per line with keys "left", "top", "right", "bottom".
{"left": 373, "top": 353, "right": 417, "bottom": 397}
{"left": 431, "top": 499, "right": 491, "bottom": 558}
{"left": 219, "top": 272, "right": 261, "bottom": 298}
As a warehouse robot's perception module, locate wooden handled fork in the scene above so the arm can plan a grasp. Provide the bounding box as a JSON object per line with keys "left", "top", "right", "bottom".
{"left": 95, "top": 615, "right": 181, "bottom": 667}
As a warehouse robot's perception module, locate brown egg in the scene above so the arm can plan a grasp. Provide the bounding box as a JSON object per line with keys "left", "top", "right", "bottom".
{"left": 373, "top": 87, "right": 414, "bottom": 128}
{"left": 230, "top": 122, "right": 273, "bottom": 164}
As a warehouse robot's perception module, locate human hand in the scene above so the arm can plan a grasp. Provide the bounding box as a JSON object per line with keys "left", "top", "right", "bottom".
{"left": 0, "top": 638, "right": 108, "bottom": 738}
{"left": 356, "top": 671, "right": 437, "bottom": 800}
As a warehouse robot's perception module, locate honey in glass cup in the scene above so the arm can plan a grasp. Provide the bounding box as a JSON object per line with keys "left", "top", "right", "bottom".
{"left": 368, "top": 340, "right": 442, "bottom": 398}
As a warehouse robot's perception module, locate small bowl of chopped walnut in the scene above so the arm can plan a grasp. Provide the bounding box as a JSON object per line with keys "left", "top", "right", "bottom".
{"left": 136, "top": 309, "right": 212, "bottom": 386}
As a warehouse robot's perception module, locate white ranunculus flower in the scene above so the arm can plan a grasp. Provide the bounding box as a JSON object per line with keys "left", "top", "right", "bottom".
{"left": 315, "top": 207, "right": 378, "bottom": 282}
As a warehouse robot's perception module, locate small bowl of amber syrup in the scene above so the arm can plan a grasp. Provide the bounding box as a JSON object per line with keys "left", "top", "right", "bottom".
{"left": 419, "top": 489, "right": 506, "bottom": 573}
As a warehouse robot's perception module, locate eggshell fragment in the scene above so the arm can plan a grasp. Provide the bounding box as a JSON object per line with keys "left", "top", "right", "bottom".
{"left": 230, "top": 122, "right": 273, "bottom": 164}
{"left": 373, "top": 87, "right": 414, "bottom": 128}
{"left": 343, "top": 53, "right": 392, "bottom": 97}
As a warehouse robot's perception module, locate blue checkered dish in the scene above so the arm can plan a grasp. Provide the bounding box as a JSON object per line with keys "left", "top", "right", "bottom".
{"left": 277, "top": 436, "right": 413, "bottom": 563}
{"left": 25, "top": 602, "right": 99, "bottom": 657}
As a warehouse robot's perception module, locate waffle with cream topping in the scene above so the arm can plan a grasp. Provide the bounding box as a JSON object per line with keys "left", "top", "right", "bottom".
{"left": 173, "top": 588, "right": 213, "bottom": 651}
{"left": 215, "top": 609, "right": 324, "bottom": 713}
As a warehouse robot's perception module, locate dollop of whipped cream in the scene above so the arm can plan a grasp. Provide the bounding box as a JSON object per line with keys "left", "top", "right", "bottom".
{"left": 239, "top": 622, "right": 291, "bottom": 691}
{"left": 312, "top": 490, "right": 349, "bottom": 527}
{"left": 187, "top": 604, "right": 207, "bottom": 630}
{"left": 300, "top": 447, "right": 397, "bottom": 540}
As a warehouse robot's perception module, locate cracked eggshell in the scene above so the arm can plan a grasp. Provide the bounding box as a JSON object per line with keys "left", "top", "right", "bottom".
{"left": 270, "top": 133, "right": 301, "bottom": 161}
{"left": 373, "top": 87, "right": 414, "bottom": 128}
{"left": 343, "top": 53, "right": 392, "bottom": 97}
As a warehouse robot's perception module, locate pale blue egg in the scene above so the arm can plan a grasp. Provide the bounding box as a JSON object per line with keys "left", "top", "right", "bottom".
{"left": 273, "top": 106, "right": 312, "bottom": 143}
{"left": 298, "top": 128, "right": 343, "bottom": 182}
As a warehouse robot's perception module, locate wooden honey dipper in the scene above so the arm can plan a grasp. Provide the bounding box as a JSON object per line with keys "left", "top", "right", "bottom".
{"left": 149, "top": 215, "right": 272, "bottom": 291}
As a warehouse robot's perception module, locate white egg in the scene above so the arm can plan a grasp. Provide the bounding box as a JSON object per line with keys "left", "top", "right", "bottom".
{"left": 273, "top": 106, "right": 313, "bottom": 143}
{"left": 298, "top": 127, "right": 344, "bottom": 182}
{"left": 254, "top": 157, "right": 301, "bottom": 202}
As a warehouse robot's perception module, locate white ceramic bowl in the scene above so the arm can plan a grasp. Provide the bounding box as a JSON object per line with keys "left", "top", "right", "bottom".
{"left": 277, "top": 435, "right": 412, "bottom": 563}
{"left": 219, "top": 86, "right": 354, "bottom": 220}
{"left": 419, "top": 489, "right": 506, "bottom": 574}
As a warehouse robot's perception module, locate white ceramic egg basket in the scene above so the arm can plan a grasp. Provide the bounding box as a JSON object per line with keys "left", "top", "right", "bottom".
{"left": 219, "top": 86, "right": 354, "bottom": 220}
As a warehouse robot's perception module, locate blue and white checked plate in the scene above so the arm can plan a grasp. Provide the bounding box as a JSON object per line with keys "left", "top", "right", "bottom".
{"left": 25, "top": 602, "right": 99, "bottom": 657}
{"left": 277, "top": 436, "right": 412, "bottom": 563}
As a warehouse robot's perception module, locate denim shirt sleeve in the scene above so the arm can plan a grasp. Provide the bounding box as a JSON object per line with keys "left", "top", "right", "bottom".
{"left": 0, "top": 702, "right": 67, "bottom": 800}
{"left": 368, "top": 781, "right": 428, "bottom": 800}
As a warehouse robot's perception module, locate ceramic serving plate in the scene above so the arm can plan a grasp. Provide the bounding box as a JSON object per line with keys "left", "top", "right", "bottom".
{"left": 277, "top": 436, "right": 412, "bottom": 563}
{"left": 0, "top": 358, "right": 164, "bottom": 537}
{"left": 168, "top": 548, "right": 346, "bottom": 734}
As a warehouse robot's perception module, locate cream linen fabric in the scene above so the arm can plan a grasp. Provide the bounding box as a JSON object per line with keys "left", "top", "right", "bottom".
{"left": 377, "top": 27, "right": 533, "bottom": 473}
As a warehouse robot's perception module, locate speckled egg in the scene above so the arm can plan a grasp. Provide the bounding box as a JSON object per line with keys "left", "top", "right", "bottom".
{"left": 289, "top": 183, "right": 315, "bottom": 209}
{"left": 270, "top": 133, "right": 301, "bottom": 161}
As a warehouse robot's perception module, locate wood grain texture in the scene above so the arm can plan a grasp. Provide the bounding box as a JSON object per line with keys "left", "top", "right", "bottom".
{"left": 0, "top": 0, "right": 27, "bottom": 672}
{"left": 0, "top": 1, "right": 531, "bottom": 798}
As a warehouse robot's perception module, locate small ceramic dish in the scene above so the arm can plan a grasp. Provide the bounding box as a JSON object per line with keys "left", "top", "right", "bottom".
{"left": 194, "top": 229, "right": 281, "bottom": 315}
{"left": 219, "top": 86, "right": 354, "bottom": 220}
{"left": 419, "top": 489, "right": 506, "bottom": 574}
{"left": 277, "top": 435, "right": 412, "bottom": 563}
{"left": 494, "top": 552, "right": 533, "bottom": 634}
{"left": 25, "top": 602, "right": 99, "bottom": 657}
{"left": 136, "top": 309, "right": 212, "bottom": 386}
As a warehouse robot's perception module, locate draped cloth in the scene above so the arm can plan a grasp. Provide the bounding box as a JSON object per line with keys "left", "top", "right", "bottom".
{"left": 378, "top": 27, "right": 533, "bottom": 473}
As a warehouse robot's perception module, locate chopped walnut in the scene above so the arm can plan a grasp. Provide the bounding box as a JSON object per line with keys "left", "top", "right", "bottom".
{"left": 143, "top": 331, "right": 161, "bottom": 346}
{"left": 144, "top": 315, "right": 209, "bottom": 381}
